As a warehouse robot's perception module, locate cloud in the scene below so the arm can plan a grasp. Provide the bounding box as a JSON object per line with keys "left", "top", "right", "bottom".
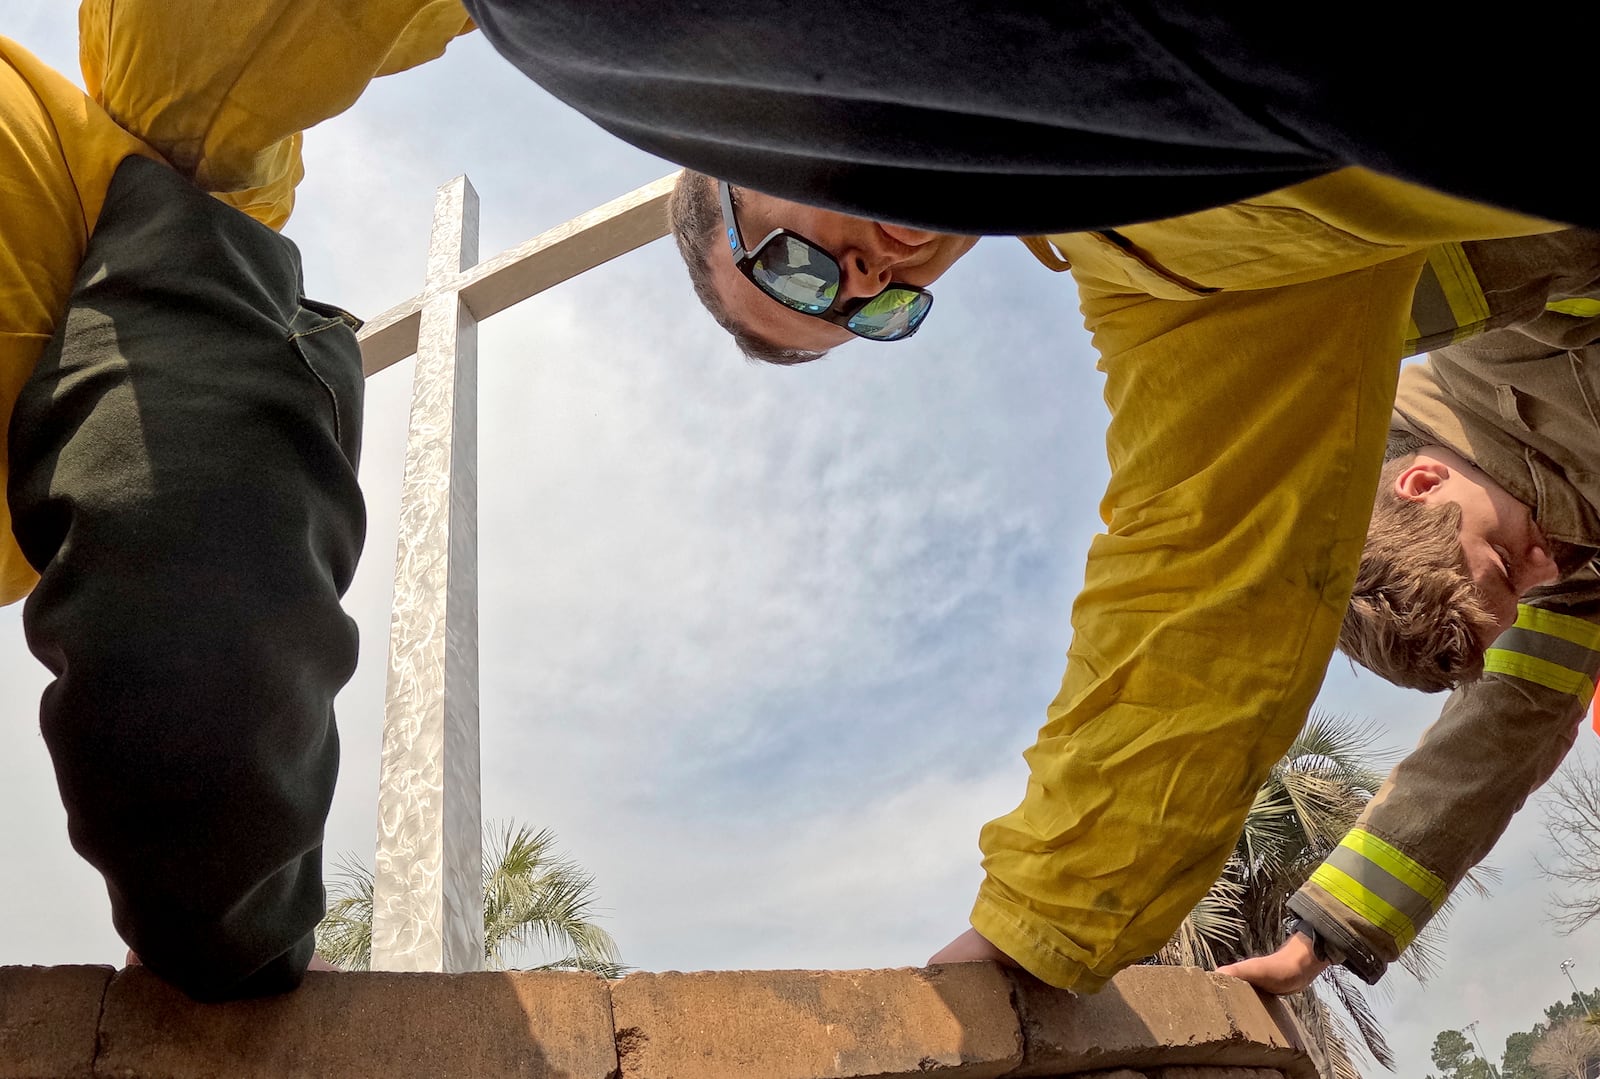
{"left": 541, "top": 763, "right": 1027, "bottom": 974}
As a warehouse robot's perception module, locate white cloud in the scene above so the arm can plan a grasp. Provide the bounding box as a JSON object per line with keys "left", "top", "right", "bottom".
{"left": 550, "top": 764, "right": 1025, "bottom": 974}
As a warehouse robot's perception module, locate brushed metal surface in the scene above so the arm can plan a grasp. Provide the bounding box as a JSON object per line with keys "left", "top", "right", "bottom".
{"left": 358, "top": 171, "right": 675, "bottom": 375}
{"left": 370, "top": 176, "right": 484, "bottom": 973}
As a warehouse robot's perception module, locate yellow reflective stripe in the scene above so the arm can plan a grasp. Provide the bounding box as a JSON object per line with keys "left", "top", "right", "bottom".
{"left": 1548, "top": 298, "right": 1600, "bottom": 318}
{"left": 1515, "top": 604, "right": 1600, "bottom": 650}
{"left": 1340, "top": 830, "right": 1447, "bottom": 908}
{"left": 1483, "top": 648, "right": 1596, "bottom": 701}
{"left": 1309, "top": 862, "right": 1421, "bottom": 952}
{"left": 1430, "top": 243, "right": 1491, "bottom": 342}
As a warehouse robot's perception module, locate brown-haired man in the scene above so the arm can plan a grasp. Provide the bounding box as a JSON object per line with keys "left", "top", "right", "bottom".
{"left": 1339, "top": 440, "right": 1562, "bottom": 693}
{"left": 1336, "top": 444, "right": 1519, "bottom": 693}
{"left": 1222, "top": 229, "right": 1600, "bottom": 992}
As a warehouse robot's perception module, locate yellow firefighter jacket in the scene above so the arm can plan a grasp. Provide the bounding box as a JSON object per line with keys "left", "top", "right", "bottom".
{"left": 980, "top": 175, "right": 1561, "bottom": 990}
{"left": 0, "top": 0, "right": 474, "bottom": 602}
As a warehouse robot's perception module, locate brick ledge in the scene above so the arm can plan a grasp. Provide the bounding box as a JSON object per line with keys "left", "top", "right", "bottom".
{"left": 0, "top": 962, "right": 1314, "bottom": 1079}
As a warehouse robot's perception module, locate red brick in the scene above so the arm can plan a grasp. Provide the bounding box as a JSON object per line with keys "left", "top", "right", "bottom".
{"left": 610, "top": 966, "right": 1022, "bottom": 1079}
{"left": 0, "top": 966, "right": 111, "bottom": 1079}
{"left": 95, "top": 968, "right": 616, "bottom": 1079}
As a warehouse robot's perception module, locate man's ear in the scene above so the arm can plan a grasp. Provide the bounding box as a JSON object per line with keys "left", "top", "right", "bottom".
{"left": 1393, "top": 458, "right": 1451, "bottom": 503}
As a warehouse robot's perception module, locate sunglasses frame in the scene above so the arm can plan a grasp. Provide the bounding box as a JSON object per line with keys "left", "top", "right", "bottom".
{"left": 717, "top": 180, "right": 932, "bottom": 342}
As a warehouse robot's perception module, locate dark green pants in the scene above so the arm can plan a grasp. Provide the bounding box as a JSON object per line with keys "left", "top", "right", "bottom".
{"left": 7, "top": 156, "right": 366, "bottom": 1001}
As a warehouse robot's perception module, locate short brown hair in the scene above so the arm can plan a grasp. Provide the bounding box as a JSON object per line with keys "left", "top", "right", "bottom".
{"left": 667, "top": 171, "right": 830, "bottom": 366}
{"left": 1338, "top": 454, "right": 1500, "bottom": 692}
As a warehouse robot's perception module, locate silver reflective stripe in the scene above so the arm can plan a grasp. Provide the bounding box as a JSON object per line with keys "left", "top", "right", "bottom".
{"left": 1308, "top": 830, "right": 1446, "bottom": 952}
{"left": 1495, "top": 626, "right": 1600, "bottom": 678}
{"left": 1324, "top": 845, "right": 1437, "bottom": 930}
{"left": 1482, "top": 604, "right": 1600, "bottom": 704}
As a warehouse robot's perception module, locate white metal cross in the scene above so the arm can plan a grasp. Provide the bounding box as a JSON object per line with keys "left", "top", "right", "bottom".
{"left": 360, "top": 171, "right": 676, "bottom": 972}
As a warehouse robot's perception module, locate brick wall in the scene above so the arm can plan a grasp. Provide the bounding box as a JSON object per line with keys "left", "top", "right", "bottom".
{"left": 0, "top": 963, "right": 1313, "bottom": 1079}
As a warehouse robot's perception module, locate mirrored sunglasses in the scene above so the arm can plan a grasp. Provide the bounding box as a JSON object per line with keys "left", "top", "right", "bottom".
{"left": 719, "top": 181, "right": 932, "bottom": 342}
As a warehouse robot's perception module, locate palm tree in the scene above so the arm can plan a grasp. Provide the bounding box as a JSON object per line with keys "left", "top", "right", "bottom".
{"left": 1154, "top": 711, "right": 1492, "bottom": 1079}
{"left": 316, "top": 821, "right": 626, "bottom": 976}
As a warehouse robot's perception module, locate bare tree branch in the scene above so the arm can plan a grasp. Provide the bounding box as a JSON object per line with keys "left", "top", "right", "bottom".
{"left": 1529, "top": 1017, "right": 1600, "bottom": 1079}
{"left": 1539, "top": 756, "right": 1600, "bottom": 933}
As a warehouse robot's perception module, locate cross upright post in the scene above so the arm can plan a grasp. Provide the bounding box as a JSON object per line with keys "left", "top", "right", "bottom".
{"left": 356, "top": 168, "right": 675, "bottom": 971}
{"left": 370, "top": 175, "right": 484, "bottom": 973}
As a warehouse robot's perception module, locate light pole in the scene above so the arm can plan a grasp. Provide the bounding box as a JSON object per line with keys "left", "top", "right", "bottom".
{"left": 1463, "top": 1020, "right": 1500, "bottom": 1079}
{"left": 1561, "top": 958, "right": 1597, "bottom": 1019}
{"left": 1562, "top": 962, "right": 1600, "bottom": 1079}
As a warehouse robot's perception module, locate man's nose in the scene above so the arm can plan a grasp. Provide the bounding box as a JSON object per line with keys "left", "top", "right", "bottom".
{"left": 834, "top": 247, "right": 892, "bottom": 301}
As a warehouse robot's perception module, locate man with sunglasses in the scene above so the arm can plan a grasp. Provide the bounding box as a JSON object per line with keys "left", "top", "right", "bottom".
{"left": 453, "top": 0, "right": 1600, "bottom": 995}
{"left": 335, "top": 0, "right": 1593, "bottom": 997}
{"left": 676, "top": 164, "right": 1576, "bottom": 991}
{"left": 713, "top": 180, "right": 963, "bottom": 352}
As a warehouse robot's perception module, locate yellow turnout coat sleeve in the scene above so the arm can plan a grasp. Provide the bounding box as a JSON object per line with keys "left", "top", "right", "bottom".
{"left": 975, "top": 170, "right": 1559, "bottom": 990}
{"left": 0, "top": 1, "right": 472, "bottom": 604}
{"left": 77, "top": 0, "right": 473, "bottom": 229}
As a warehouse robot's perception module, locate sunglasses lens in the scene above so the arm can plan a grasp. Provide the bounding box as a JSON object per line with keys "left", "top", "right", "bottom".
{"left": 752, "top": 235, "right": 839, "bottom": 314}
{"left": 845, "top": 287, "right": 931, "bottom": 341}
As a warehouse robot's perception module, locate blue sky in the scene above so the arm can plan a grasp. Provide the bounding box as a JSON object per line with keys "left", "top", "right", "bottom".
{"left": 3, "top": 8, "right": 1599, "bottom": 1075}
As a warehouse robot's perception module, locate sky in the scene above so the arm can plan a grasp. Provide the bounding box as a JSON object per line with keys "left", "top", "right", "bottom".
{"left": 3, "top": 8, "right": 1599, "bottom": 1076}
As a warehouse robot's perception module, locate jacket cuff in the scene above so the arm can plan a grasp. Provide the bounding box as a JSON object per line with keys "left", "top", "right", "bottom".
{"left": 969, "top": 886, "right": 1107, "bottom": 993}
{"left": 1286, "top": 890, "right": 1387, "bottom": 985}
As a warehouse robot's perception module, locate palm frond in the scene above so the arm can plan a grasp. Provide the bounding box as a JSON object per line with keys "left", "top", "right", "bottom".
{"left": 1238, "top": 784, "right": 1301, "bottom": 879}
{"left": 1157, "top": 710, "right": 1463, "bottom": 1078}
{"left": 1157, "top": 864, "right": 1247, "bottom": 967}
{"left": 315, "top": 821, "right": 626, "bottom": 977}
{"left": 1286, "top": 713, "right": 1397, "bottom": 782}
{"left": 480, "top": 821, "right": 623, "bottom": 971}
{"left": 315, "top": 852, "right": 375, "bottom": 971}
{"left": 1322, "top": 964, "right": 1395, "bottom": 1071}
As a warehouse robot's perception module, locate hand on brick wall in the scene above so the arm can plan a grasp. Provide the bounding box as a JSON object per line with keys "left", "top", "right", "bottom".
{"left": 1216, "top": 934, "right": 1328, "bottom": 995}
{"left": 927, "top": 927, "right": 1020, "bottom": 968}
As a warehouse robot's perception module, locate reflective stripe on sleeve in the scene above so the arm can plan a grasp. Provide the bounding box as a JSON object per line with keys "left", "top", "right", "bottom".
{"left": 1482, "top": 650, "right": 1595, "bottom": 700}
{"left": 1514, "top": 605, "right": 1600, "bottom": 650}
{"left": 1308, "top": 830, "right": 1447, "bottom": 953}
{"left": 1403, "top": 243, "right": 1491, "bottom": 356}
{"left": 1481, "top": 605, "right": 1600, "bottom": 704}
{"left": 1548, "top": 298, "right": 1600, "bottom": 318}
